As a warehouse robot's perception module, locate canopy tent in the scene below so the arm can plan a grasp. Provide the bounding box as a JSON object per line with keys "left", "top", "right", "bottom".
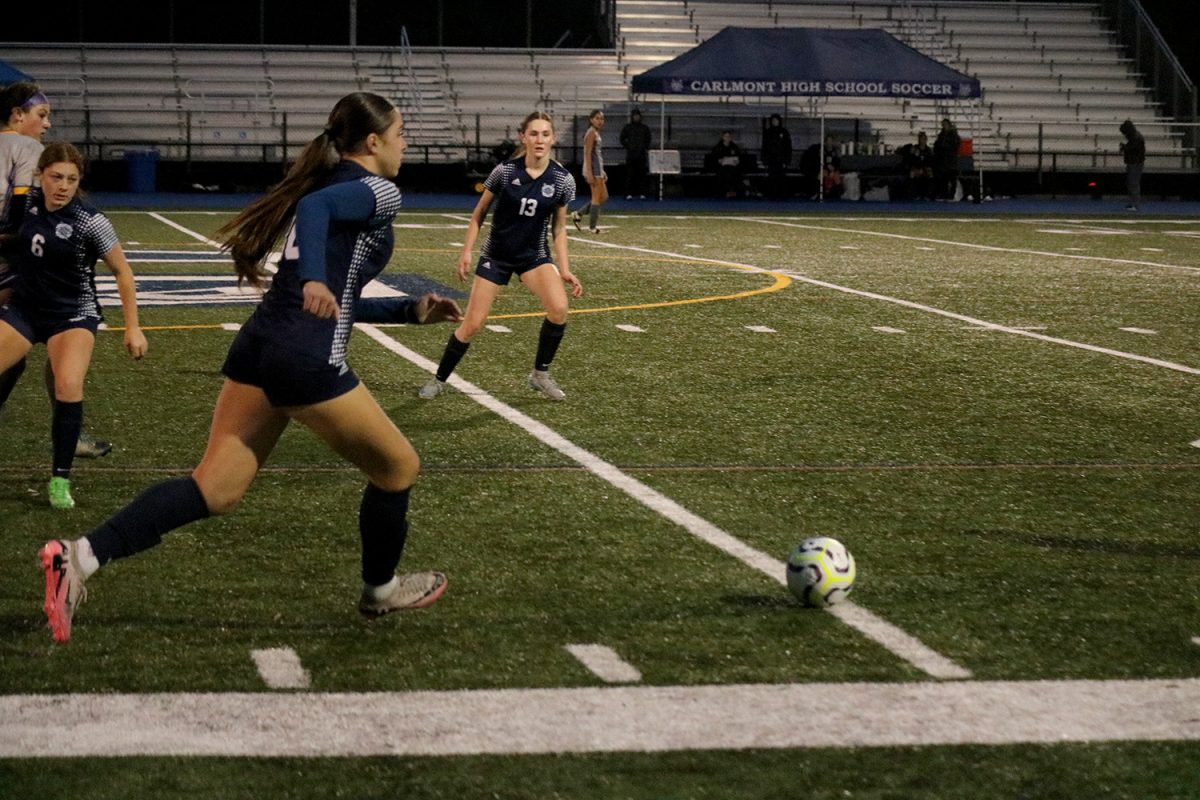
{"left": 630, "top": 27, "right": 983, "bottom": 200}
{"left": 0, "top": 59, "right": 34, "bottom": 84}
{"left": 631, "top": 27, "right": 980, "bottom": 100}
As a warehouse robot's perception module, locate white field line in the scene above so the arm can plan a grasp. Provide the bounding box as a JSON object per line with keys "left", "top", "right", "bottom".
{"left": 574, "top": 236, "right": 1200, "bottom": 376}
{"left": 564, "top": 644, "right": 643, "bottom": 683}
{"left": 2, "top": 678, "right": 1197, "bottom": 756}
{"left": 356, "top": 324, "right": 970, "bottom": 681}
{"left": 741, "top": 216, "right": 1200, "bottom": 275}
{"left": 250, "top": 648, "right": 311, "bottom": 690}
{"left": 148, "top": 212, "right": 223, "bottom": 248}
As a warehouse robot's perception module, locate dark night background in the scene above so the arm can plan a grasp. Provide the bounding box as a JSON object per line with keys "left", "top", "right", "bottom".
{"left": 1, "top": 0, "right": 1194, "bottom": 84}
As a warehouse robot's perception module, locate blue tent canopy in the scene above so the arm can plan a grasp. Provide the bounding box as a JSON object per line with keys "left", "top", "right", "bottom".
{"left": 631, "top": 27, "right": 980, "bottom": 100}
{"left": 0, "top": 59, "right": 34, "bottom": 84}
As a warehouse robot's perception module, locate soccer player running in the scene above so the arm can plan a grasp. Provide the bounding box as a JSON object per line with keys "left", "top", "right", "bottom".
{"left": 0, "top": 81, "right": 113, "bottom": 458}
{"left": 570, "top": 109, "right": 607, "bottom": 234}
{"left": 39, "top": 92, "right": 457, "bottom": 642}
{"left": 419, "top": 111, "right": 582, "bottom": 402}
{"left": 0, "top": 142, "right": 147, "bottom": 510}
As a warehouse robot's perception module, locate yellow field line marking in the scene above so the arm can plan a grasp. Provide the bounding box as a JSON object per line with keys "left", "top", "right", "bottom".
{"left": 99, "top": 258, "right": 791, "bottom": 330}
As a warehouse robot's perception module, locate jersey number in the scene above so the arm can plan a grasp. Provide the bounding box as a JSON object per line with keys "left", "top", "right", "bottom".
{"left": 30, "top": 233, "right": 45, "bottom": 258}
{"left": 518, "top": 198, "right": 538, "bottom": 217}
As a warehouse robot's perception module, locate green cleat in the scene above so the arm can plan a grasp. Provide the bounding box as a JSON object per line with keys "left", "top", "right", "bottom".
{"left": 48, "top": 476, "right": 75, "bottom": 510}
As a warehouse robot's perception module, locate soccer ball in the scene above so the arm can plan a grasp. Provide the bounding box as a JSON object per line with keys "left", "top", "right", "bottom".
{"left": 786, "top": 537, "right": 856, "bottom": 607}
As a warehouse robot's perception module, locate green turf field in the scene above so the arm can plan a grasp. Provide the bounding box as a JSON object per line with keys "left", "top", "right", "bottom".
{"left": 1, "top": 209, "right": 1198, "bottom": 798}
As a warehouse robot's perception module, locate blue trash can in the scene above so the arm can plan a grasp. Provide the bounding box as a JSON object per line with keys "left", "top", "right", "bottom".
{"left": 124, "top": 149, "right": 159, "bottom": 193}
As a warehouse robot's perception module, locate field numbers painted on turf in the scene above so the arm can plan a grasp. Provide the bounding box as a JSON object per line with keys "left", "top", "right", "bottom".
{"left": 616, "top": 324, "right": 645, "bottom": 333}
{"left": 251, "top": 648, "right": 310, "bottom": 690}
{"left": 565, "top": 644, "right": 643, "bottom": 683}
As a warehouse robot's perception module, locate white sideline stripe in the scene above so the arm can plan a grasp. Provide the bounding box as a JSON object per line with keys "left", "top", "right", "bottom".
{"left": 574, "top": 236, "right": 1200, "bottom": 375}
{"left": 872, "top": 326, "right": 906, "bottom": 334}
{"left": 220, "top": 323, "right": 241, "bottom": 331}
{"left": 148, "top": 212, "right": 224, "bottom": 249}
{"left": 616, "top": 324, "right": 645, "bottom": 332}
{"left": 485, "top": 324, "right": 512, "bottom": 333}
{"left": 1192, "top": 636, "right": 1200, "bottom": 646}
{"left": 1119, "top": 327, "right": 1158, "bottom": 335}
{"left": 356, "top": 324, "right": 970, "bottom": 680}
{"left": 745, "top": 325, "right": 776, "bottom": 333}
{"left": 2, "top": 679, "right": 1196, "bottom": 756}
{"left": 1190, "top": 439, "right": 1200, "bottom": 449}
{"left": 251, "top": 648, "right": 311, "bottom": 690}
{"left": 775, "top": 271, "right": 1200, "bottom": 376}
{"left": 743, "top": 217, "right": 1200, "bottom": 275}
{"left": 565, "top": 644, "right": 643, "bottom": 683}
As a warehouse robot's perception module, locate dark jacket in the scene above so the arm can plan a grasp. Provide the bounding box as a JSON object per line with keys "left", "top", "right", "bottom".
{"left": 620, "top": 119, "right": 652, "bottom": 157}
{"left": 761, "top": 125, "right": 792, "bottom": 168}
{"left": 1119, "top": 120, "right": 1146, "bottom": 165}
{"left": 933, "top": 125, "right": 961, "bottom": 170}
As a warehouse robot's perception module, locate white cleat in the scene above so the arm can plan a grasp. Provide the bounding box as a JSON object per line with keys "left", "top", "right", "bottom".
{"left": 527, "top": 370, "right": 566, "bottom": 401}
{"left": 418, "top": 378, "right": 445, "bottom": 399}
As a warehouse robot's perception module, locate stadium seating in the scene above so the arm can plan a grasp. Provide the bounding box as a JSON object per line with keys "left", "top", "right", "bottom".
{"left": 0, "top": 0, "right": 1189, "bottom": 177}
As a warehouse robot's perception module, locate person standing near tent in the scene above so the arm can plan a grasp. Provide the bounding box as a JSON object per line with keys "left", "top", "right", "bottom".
{"left": 619, "top": 108, "right": 651, "bottom": 200}
{"left": 760, "top": 114, "right": 792, "bottom": 199}
{"left": 933, "top": 118, "right": 961, "bottom": 201}
{"left": 1119, "top": 119, "right": 1145, "bottom": 211}
{"left": 420, "top": 111, "right": 582, "bottom": 402}
{"left": 571, "top": 109, "right": 607, "bottom": 233}
{"left": 0, "top": 80, "right": 113, "bottom": 458}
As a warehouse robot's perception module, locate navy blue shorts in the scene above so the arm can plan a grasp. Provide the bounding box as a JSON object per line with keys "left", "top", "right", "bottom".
{"left": 221, "top": 326, "right": 360, "bottom": 407}
{"left": 0, "top": 302, "right": 100, "bottom": 345}
{"left": 475, "top": 256, "right": 552, "bottom": 287}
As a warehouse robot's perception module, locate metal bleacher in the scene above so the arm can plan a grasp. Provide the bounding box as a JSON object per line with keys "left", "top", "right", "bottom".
{"left": 0, "top": 0, "right": 1191, "bottom": 179}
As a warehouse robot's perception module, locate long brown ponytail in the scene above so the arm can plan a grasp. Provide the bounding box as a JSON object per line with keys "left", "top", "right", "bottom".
{"left": 216, "top": 92, "right": 397, "bottom": 287}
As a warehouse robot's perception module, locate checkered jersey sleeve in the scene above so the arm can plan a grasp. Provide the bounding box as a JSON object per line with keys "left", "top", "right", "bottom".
{"left": 361, "top": 175, "right": 403, "bottom": 225}
{"left": 554, "top": 164, "right": 576, "bottom": 206}
{"left": 81, "top": 211, "right": 120, "bottom": 258}
{"left": 483, "top": 161, "right": 516, "bottom": 194}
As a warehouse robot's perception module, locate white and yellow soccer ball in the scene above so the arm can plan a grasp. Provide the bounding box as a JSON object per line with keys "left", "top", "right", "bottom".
{"left": 786, "top": 537, "right": 856, "bottom": 607}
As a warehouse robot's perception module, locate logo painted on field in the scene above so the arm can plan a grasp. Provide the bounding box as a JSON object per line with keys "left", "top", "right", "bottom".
{"left": 92, "top": 273, "right": 464, "bottom": 307}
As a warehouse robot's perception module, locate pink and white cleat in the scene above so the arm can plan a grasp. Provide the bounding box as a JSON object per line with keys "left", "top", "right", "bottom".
{"left": 39, "top": 540, "right": 87, "bottom": 643}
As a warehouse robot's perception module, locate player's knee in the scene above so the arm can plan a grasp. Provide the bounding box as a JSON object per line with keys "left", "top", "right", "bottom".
{"left": 545, "top": 304, "right": 569, "bottom": 325}
{"left": 53, "top": 377, "right": 85, "bottom": 402}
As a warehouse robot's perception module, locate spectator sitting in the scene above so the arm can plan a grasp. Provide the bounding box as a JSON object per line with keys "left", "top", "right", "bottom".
{"left": 707, "top": 130, "right": 744, "bottom": 198}
{"left": 821, "top": 135, "right": 844, "bottom": 200}
{"left": 897, "top": 131, "right": 934, "bottom": 200}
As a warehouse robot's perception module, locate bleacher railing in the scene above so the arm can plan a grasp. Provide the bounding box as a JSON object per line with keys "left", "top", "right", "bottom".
{"left": 1101, "top": 0, "right": 1198, "bottom": 150}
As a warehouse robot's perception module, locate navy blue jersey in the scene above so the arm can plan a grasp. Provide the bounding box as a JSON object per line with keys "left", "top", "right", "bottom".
{"left": 13, "top": 187, "right": 119, "bottom": 319}
{"left": 480, "top": 159, "right": 575, "bottom": 266}
{"left": 248, "top": 161, "right": 402, "bottom": 367}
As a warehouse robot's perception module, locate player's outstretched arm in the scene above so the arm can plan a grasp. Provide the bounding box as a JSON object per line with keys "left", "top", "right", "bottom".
{"left": 356, "top": 293, "right": 463, "bottom": 325}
